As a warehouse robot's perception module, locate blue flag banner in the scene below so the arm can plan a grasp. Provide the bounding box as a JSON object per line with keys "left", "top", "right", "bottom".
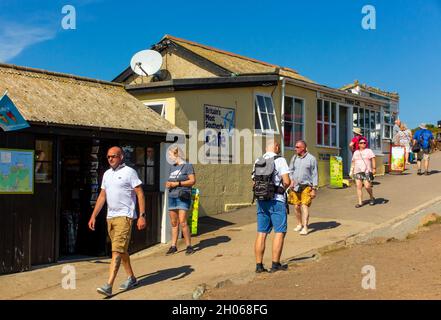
{"left": 0, "top": 93, "right": 30, "bottom": 131}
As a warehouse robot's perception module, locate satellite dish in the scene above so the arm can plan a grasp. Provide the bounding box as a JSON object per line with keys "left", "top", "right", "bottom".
{"left": 130, "top": 50, "right": 163, "bottom": 76}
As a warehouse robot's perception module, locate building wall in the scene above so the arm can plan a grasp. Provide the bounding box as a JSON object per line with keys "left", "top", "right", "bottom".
{"left": 134, "top": 93, "right": 176, "bottom": 124}
{"left": 132, "top": 82, "right": 345, "bottom": 215}
{"left": 174, "top": 87, "right": 258, "bottom": 216}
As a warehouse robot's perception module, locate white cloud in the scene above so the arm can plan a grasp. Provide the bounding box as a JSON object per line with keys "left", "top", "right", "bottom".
{"left": 0, "top": 22, "right": 56, "bottom": 62}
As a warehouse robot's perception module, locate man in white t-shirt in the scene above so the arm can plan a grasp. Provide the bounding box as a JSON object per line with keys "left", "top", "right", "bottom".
{"left": 88, "top": 146, "right": 146, "bottom": 297}
{"left": 252, "top": 140, "right": 291, "bottom": 273}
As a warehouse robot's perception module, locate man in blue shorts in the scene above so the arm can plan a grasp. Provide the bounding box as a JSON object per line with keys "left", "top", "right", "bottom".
{"left": 252, "top": 140, "right": 291, "bottom": 273}
{"left": 413, "top": 123, "right": 434, "bottom": 175}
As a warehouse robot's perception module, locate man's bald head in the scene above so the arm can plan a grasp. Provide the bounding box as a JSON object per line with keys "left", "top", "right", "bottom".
{"left": 107, "top": 146, "right": 124, "bottom": 169}
{"left": 266, "top": 139, "right": 280, "bottom": 154}
{"left": 108, "top": 146, "right": 123, "bottom": 155}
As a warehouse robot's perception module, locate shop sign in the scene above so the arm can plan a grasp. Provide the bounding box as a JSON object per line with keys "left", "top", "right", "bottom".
{"left": 390, "top": 145, "right": 405, "bottom": 172}
{"left": 204, "top": 104, "right": 235, "bottom": 162}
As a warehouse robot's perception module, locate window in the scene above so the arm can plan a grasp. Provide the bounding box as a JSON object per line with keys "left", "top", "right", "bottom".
{"left": 316, "top": 99, "right": 337, "bottom": 147}
{"left": 144, "top": 102, "right": 165, "bottom": 118}
{"left": 383, "top": 109, "right": 395, "bottom": 139}
{"left": 121, "top": 145, "right": 157, "bottom": 188}
{"left": 353, "top": 107, "right": 381, "bottom": 150}
{"left": 35, "top": 140, "right": 53, "bottom": 183}
{"left": 284, "top": 96, "right": 304, "bottom": 148}
{"left": 254, "top": 94, "right": 279, "bottom": 134}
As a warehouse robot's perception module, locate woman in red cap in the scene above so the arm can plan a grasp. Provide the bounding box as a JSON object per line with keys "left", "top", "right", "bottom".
{"left": 351, "top": 137, "right": 376, "bottom": 208}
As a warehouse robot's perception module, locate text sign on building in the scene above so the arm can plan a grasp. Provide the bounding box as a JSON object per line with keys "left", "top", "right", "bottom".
{"left": 204, "top": 104, "right": 235, "bottom": 162}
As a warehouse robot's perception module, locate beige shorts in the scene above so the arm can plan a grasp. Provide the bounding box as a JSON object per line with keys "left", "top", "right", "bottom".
{"left": 107, "top": 216, "right": 133, "bottom": 253}
{"left": 417, "top": 149, "right": 430, "bottom": 161}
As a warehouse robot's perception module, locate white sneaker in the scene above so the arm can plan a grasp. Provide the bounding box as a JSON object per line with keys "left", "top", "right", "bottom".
{"left": 293, "top": 224, "right": 303, "bottom": 232}
{"left": 300, "top": 227, "right": 309, "bottom": 235}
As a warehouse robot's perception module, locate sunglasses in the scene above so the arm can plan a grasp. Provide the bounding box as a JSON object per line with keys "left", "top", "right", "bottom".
{"left": 107, "top": 154, "right": 120, "bottom": 159}
{"left": 359, "top": 142, "right": 366, "bottom": 144}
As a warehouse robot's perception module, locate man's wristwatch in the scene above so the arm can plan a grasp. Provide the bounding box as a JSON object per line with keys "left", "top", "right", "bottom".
{"left": 178, "top": 181, "right": 182, "bottom": 187}
{"left": 140, "top": 213, "right": 146, "bottom": 218}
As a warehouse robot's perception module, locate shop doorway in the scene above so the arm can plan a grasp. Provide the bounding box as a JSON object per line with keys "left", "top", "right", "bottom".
{"left": 59, "top": 138, "right": 111, "bottom": 259}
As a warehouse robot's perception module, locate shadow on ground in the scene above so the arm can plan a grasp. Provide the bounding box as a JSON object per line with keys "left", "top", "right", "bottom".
{"left": 197, "top": 216, "right": 235, "bottom": 235}
{"left": 194, "top": 236, "right": 231, "bottom": 252}
{"left": 106, "top": 265, "right": 195, "bottom": 299}
{"left": 308, "top": 221, "right": 341, "bottom": 234}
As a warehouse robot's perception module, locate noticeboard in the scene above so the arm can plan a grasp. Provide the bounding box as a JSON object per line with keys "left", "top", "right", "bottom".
{"left": 329, "top": 156, "right": 343, "bottom": 188}
{"left": 390, "top": 145, "right": 406, "bottom": 173}
{"left": 0, "top": 148, "right": 34, "bottom": 194}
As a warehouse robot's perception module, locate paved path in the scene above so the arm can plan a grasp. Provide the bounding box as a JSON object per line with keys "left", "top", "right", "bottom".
{"left": 1, "top": 152, "right": 440, "bottom": 300}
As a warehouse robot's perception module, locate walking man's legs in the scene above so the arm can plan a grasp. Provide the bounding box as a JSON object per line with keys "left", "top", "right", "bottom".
{"left": 424, "top": 154, "right": 430, "bottom": 174}
{"left": 107, "top": 251, "right": 122, "bottom": 286}
{"left": 301, "top": 205, "right": 310, "bottom": 228}
{"left": 294, "top": 204, "right": 302, "bottom": 228}
{"left": 121, "top": 252, "right": 135, "bottom": 278}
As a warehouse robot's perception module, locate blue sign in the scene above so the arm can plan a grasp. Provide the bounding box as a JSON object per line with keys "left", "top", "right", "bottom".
{"left": 0, "top": 93, "right": 30, "bottom": 131}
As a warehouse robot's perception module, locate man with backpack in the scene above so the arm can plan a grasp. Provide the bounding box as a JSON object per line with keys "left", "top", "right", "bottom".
{"left": 288, "top": 140, "right": 318, "bottom": 235}
{"left": 413, "top": 123, "right": 435, "bottom": 176}
{"left": 252, "top": 140, "right": 291, "bottom": 273}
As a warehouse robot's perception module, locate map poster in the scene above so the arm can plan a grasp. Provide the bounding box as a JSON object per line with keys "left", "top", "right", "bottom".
{"left": 390, "top": 145, "right": 405, "bottom": 172}
{"left": 329, "top": 156, "right": 343, "bottom": 188}
{"left": 0, "top": 148, "right": 34, "bottom": 194}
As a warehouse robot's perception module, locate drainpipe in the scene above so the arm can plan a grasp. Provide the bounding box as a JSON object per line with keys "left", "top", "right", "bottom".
{"left": 280, "top": 77, "right": 286, "bottom": 157}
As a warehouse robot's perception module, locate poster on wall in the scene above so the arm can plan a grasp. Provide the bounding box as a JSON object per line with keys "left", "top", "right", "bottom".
{"left": 329, "top": 156, "right": 343, "bottom": 188}
{"left": 204, "top": 104, "right": 235, "bottom": 162}
{"left": 0, "top": 148, "right": 34, "bottom": 194}
{"left": 390, "top": 145, "right": 405, "bottom": 172}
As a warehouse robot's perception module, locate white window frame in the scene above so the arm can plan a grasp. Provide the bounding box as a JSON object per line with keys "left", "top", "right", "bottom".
{"left": 284, "top": 95, "right": 305, "bottom": 149}
{"left": 316, "top": 99, "right": 338, "bottom": 148}
{"left": 353, "top": 106, "right": 381, "bottom": 151}
{"left": 144, "top": 101, "right": 166, "bottom": 118}
{"left": 382, "top": 108, "right": 395, "bottom": 140}
{"left": 254, "top": 93, "right": 279, "bottom": 135}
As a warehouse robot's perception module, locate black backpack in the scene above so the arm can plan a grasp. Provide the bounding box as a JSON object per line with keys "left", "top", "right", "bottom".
{"left": 252, "top": 156, "right": 281, "bottom": 201}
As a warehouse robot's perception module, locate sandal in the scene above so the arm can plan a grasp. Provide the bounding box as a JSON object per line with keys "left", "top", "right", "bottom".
{"left": 369, "top": 198, "right": 375, "bottom": 206}
{"left": 355, "top": 204, "right": 362, "bottom": 208}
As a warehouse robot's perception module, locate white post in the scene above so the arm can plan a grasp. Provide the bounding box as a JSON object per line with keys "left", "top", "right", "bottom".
{"left": 160, "top": 142, "right": 172, "bottom": 243}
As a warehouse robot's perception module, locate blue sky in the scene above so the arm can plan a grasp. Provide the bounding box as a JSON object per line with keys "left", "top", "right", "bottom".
{"left": 1, "top": 0, "right": 440, "bottom": 128}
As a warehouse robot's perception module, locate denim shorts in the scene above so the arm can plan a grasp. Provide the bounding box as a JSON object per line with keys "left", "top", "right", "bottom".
{"left": 168, "top": 196, "right": 191, "bottom": 211}
{"left": 257, "top": 200, "right": 287, "bottom": 233}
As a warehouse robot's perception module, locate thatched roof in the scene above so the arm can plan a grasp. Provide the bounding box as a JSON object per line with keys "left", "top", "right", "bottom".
{"left": 162, "top": 35, "right": 316, "bottom": 84}
{"left": 0, "top": 63, "right": 177, "bottom": 134}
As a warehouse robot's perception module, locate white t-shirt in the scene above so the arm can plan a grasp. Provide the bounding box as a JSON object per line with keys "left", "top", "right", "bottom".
{"left": 101, "top": 164, "right": 142, "bottom": 219}
{"left": 255, "top": 152, "right": 291, "bottom": 203}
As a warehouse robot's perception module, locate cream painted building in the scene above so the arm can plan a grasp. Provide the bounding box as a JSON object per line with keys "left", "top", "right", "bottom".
{"left": 114, "top": 35, "right": 397, "bottom": 216}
